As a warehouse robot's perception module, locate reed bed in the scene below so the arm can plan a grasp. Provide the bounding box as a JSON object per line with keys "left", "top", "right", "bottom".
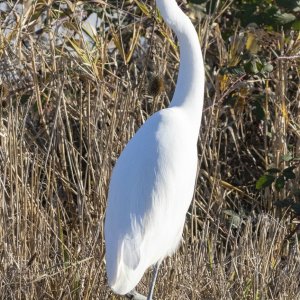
{"left": 0, "top": 0, "right": 299, "bottom": 299}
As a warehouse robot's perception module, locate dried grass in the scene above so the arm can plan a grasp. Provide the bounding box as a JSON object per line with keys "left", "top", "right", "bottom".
{"left": 0, "top": 0, "right": 300, "bottom": 299}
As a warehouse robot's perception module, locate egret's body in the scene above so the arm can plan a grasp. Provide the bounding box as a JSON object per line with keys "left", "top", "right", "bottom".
{"left": 104, "top": 0, "right": 205, "bottom": 298}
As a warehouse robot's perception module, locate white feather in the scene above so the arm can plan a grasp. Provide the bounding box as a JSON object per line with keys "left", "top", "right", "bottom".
{"left": 104, "top": 0, "right": 205, "bottom": 296}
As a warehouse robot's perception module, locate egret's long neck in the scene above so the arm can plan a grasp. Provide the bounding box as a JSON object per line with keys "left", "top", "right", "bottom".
{"left": 156, "top": 0, "right": 205, "bottom": 131}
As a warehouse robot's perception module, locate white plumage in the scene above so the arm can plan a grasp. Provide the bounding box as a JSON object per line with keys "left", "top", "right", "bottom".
{"left": 104, "top": 0, "right": 205, "bottom": 298}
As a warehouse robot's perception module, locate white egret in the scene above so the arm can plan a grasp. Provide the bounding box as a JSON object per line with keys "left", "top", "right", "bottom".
{"left": 104, "top": 0, "right": 205, "bottom": 299}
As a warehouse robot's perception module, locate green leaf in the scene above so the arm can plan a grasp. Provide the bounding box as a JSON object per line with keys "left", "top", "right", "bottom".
{"left": 275, "top": 175, "right": 285, "bottom": 191}
{"left": 291, "top": 203, "right": 300, "bottom": 215}
{"left": 277, "top": 0, "right": 300, "bottom": 10}
{"left": 20, "top": 94, "right": 31, "bottom": 104}
{"left": 282, "top": 153, "right": 293, "bottom": 162}
{"left": 262, "top": 63, "right": 274, "bottom": 73}
{"left": 225, "top": 66, "right": 245, "bottom": 76}
{"left": 294, "top": 4, "right": 300, "bottom": 12}
{"left": 252, "top": 99, "right": 265, "bottom": 121}
{"left": 283, "top": 166, "right": 296, "bottom": 179}
{"left": 266, "top": 168, "right": 281, "bottom": 174}
{"left": 275, "top": 12, "right": 296, "bottom": 24}
{"left": 256, "top": 174, "right": 275, "bottom": 189}
{"left": 292, "top": 20, "right": 300, "bottom": 30}
{"left": 274, "top": 198, "right": 294, "bottom": 208}
{"left": 223, "top": 95, "right": 238, "bottom": 107}
{"left": 244, "top": 60, "right": 259, "bottom": 74}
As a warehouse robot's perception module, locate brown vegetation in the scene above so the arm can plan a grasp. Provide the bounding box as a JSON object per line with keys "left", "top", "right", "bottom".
{"left": 0, "top": 0, "right": 300, "bottom": 299}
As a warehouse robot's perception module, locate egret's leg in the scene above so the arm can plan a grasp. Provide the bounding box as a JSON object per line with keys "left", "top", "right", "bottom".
{"left": 147, "top": 261, "right": 161, "bottom": 300}
{"left": 126, "top": 290, "right": 147, "bottom": 300}
{"left": 125, "top": 261, "right": 161, "bottom": 300}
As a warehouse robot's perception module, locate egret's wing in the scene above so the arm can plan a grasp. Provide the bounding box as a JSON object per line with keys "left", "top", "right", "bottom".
{"left": 104, "top": 112, "right": 162, "bottom": 288}
{"left": 104, "top": 108, "right": 197, "bottom": 294}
